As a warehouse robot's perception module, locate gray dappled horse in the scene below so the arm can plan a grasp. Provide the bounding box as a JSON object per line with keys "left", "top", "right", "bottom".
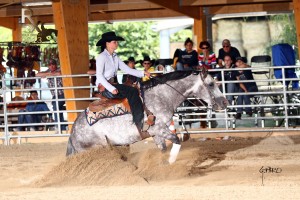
{"left": 66, "top": 70, "right": 228, "bottom": 164}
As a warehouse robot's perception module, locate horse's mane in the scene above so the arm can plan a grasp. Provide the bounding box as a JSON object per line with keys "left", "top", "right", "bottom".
{"left": 141, "top": 70, "right": 198, "bottom": 90}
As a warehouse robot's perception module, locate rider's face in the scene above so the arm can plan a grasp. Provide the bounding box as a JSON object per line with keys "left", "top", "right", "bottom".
{"left": 106, "top": 40, "right": 118, "bottom": 51}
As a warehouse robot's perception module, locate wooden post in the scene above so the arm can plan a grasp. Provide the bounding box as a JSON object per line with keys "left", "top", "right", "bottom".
{"left": 52, "top": 0, "right": 90, "bottom": 126}
{"left": 193, "top": 7, "right": 206, "bottom": 53}
{"left": 12, "top": 18, "right": 22, "bottom": 42}
{"left": 293, "top": 0, "right": 300, "bottom": 59}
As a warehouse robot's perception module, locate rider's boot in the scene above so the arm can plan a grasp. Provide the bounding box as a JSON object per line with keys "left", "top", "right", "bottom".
{"left": 136, "top": 125, "right": 151, "bottom": 140}
{"left": 144, "top": 103, "right": 156, "bottom": 126}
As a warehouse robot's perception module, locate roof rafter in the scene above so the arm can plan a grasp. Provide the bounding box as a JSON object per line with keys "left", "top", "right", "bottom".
{"left": 147, "top": 0, "right": 201, "bottom": 19}
{"left": 89, "top": 8, "right": 184, "bottom": 21}
{"left": 180, "top": 0, "right": 292, "bottom": 6}
{"left": 208, "top": 2, "right": 293, "bottom": 14}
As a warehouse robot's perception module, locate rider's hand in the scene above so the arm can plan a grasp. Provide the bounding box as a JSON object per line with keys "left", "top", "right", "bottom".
{"left": 144, "top": 71, "right": 151, "bottom": 78}
{"left": 112, "top": 89, "right": 119, "bottom": 95}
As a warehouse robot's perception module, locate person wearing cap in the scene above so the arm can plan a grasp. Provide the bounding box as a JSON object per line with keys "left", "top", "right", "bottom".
{"left": 95, "top": 31, "right": 154, "bottom": 130}
{"left": 17, "top": 90, "right": 53, "bottom": 131}
{"left": 234, "top": 56, "right": 258, "bottom": 119}
{"left": 122, "top": 56, "right": 140, "bottom": 85}
{"left": 217, "top": 39, "right": 241, "bottom": 68}
{"left": 36, "top": 58, "right": 67, "bottom": 131}
{"left": 176, "top": 38, "right": 198, "bottom": 71}
{"left": 140, "top": 55, "right": 156, "bottom": 82}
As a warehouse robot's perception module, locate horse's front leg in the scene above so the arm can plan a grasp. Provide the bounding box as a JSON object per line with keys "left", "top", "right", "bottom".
{"left": 152, "top": 135, "right": 167, "bottom": 152}
{"left": 156, "top": 126, "right": 181, "bottom": 164}
{"left": 152, "top": 125, "right": 180, "bottom": 152}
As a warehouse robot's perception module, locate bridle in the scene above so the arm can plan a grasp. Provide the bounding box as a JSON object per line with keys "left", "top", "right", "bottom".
{"left": 198, "top": 70, "right": 217, "bottom": 109}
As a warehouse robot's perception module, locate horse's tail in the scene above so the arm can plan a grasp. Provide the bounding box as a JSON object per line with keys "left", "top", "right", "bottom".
{"left": 66, "top": 137, "right": 76, "bottom": 156}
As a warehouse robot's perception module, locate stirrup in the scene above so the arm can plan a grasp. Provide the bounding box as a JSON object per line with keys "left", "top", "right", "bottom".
{"left": 146, "top": 114, "right": 156, "bottom": 126}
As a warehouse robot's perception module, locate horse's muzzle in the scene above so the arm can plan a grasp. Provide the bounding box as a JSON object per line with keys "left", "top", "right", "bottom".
{"left": 213, "top": 97, "right": 228, "bottom": 110}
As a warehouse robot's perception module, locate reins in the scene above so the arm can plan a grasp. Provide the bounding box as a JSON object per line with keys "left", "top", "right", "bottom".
{"left": 149, "top": 71, "right": 216, "bottom": 110}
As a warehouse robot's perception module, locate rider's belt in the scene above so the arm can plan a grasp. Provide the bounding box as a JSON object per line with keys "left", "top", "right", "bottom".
{"left": 108, "top": 77, "right": 117, "bottom": 84}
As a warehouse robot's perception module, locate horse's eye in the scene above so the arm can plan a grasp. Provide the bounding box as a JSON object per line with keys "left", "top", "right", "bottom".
{"left": 209, "top": 82, "right": 214, "bottom": 87}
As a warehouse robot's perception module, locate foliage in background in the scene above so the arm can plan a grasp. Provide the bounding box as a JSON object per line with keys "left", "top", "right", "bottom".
{"left": 0, "top": 27, "right": 12, "bottom": 42}
{"left": 170, "top": 28, "right": 192, "bottom": 43}
{"left": 267, "top": 14, "right": 298, "bottom": 60}
{"left": 88, "top": 21, "right": 160, "bottom": 63}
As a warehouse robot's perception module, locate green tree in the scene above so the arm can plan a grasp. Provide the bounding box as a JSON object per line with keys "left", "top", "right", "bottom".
{"left": 170, "top": 28, "right": 192, "bottom": 42}
{"left": 88, "top": 21, "right": 160, "bottom": 63}
{"left": 0, "top": 27, "right": 12, "bottom": 42}
{"left": 267, "top": 14, "right": 298, "bottom": 59}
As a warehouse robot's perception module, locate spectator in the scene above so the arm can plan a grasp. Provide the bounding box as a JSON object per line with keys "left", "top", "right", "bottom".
{"left": 140, "top": 55, "right": 155, "bottom": 82}
{"left": 36, "top": 58, "right": 67, "bottom": 131}
{"left": 156, "top": 64, "right": 164, "bottom": 72}
{"left": 172, "top": 48, "right": 181, "bottom": 70}
{"left": 215, "top": 54, "right": 238, "bottom": 107}
{"left": 176, "top": 38, "right": 198, "bottom": 71}
{"left": 122, "top": 56, "right": 140, "bottom": 85}
{"left": 217, "top": 39, "right": 241, "bottom": 68}
{"left": 17, "top": 90, "right": 52, "bottom": 131}
{"left": 198, "top": 41, "right": 217, "bottom": 70}
{"left": 234, "top": 57, "right": 258, "bottom": 119}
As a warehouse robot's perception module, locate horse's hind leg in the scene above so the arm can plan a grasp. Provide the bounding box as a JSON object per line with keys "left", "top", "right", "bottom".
{"left": 66, "top": 137, "right": 77, "bottom": 156}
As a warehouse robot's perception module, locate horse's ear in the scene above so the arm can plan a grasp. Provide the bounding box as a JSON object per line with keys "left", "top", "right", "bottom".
{"left": 202, "top": 67, "right": 208, "bottom": 78}
{"left": 197, "top": 65, "right": 208, "bottom": 78}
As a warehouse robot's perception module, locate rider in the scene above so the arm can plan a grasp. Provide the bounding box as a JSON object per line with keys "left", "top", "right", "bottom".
{"left": 95, "top": 31, "right": 155, "bottom": 134}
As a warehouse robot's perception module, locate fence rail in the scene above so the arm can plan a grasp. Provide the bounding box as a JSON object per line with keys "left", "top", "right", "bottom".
{"left": 0, "top": 65, "right": 300, "bottom": 145}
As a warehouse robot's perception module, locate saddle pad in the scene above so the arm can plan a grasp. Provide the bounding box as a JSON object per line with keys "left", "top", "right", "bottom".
{"left": 86, "top": 98, "right": 131, "bottom": 126}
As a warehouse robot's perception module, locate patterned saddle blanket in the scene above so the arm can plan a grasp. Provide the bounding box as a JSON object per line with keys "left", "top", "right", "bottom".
{"left": 85, "top": 98, "right": 131, "bottom": 126}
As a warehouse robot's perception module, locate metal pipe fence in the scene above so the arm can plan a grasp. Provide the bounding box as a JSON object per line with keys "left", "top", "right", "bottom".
{"left": 0, "top": 65, "right": 299, "bottom": 145}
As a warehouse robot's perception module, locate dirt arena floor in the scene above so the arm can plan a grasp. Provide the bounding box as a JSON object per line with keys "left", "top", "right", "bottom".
{"left": 0, "top": 131, "right": 299, "bottom": 200}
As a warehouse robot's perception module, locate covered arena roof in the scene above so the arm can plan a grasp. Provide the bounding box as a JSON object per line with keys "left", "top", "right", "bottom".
{"left": 0, "top": 0, "right": 294, "bottom": 22}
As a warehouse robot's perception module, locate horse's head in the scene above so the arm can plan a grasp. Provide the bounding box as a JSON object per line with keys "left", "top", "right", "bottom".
{"left": 187, "top": 69, "right": 228, "bottom": 110}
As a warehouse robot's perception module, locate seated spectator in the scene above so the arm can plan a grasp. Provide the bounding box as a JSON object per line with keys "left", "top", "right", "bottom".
{"left": 172, "top": 48, "right": 181, "bottom": 70}
{"left": 234, "top": 57, "right": 258, "bottom": 119}
{"left": 17, "top": 90, "right": 53, "bottom": 131}
{"left": 7, "top": 96, "right": 27, "bottom": 110}
{"left": 217, "top": 39, "right": 241, "bottom": 68}
{"left": 156, "top": 64, "right": 165, "bottom": 72}
{"left": 122, "top": 56, "right": 140, "bottom": 85}
{"left": 215, "top": 54, "right": 238, "bottom": 107}
{"left": 198, "top": 41, "right": 217, "bottom": 70}
{"left": 140, "top": 55, "right": 155, "bottom": 82}
{"left": 176, "top": 38, "right": 198, "bottom": 71}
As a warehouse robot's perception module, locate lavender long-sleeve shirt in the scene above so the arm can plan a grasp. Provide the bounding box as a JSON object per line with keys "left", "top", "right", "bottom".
{"left": 96, "top": 49, "right": 144, "bottom": 92}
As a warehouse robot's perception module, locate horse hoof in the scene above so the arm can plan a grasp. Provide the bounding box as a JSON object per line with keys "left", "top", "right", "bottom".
{"left": 182, "top": 134, "right": 190, "bottom": 142}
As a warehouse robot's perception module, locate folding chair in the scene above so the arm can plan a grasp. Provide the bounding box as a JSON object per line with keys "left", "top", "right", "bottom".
{"left": 251, "top": 55, "right": 272, "bottom": 90}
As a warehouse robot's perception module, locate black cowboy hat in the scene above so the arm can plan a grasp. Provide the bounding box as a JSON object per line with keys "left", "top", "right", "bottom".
{"left": 96, "top": 31, "right": 125, "bottom": 46}
{"left": 124, "top": 56, "right": 135, "bottom": 64}
{"left": 139, "top": 55, "right": 155, "bottom": 66}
